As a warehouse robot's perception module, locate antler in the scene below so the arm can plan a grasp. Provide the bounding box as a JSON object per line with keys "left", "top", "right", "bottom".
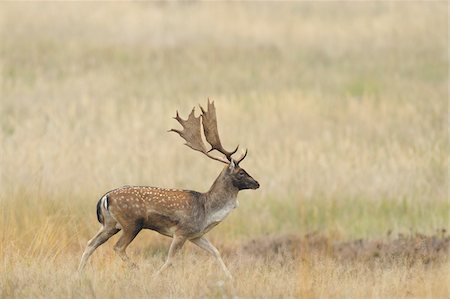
{"left": 170, "top": 99, "right": 248, "bottom": 165}
{"left": 200, "top": 99, "right": 239, "bottom": 161}
{"left": 169, "top": 107, "right": 229, "bottom": 164}
{"left": 234, "top": 149, "right": 248, "bottom": 165}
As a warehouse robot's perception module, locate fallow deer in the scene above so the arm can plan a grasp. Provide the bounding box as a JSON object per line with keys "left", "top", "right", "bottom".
{"left": 78, "top": 100, "right": 259, "bottom": 279}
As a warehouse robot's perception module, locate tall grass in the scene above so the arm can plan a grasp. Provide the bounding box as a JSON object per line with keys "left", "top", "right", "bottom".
{"left": 0, "top": 2, "right": 448, "bottom": 298}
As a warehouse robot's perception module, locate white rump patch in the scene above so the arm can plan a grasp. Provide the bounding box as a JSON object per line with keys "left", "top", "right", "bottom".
{"left": 102, "top": 195, "right": 109, "bottom": 210}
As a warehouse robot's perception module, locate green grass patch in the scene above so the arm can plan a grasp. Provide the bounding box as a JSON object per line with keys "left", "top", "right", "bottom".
{"left": 217, "top": 196, "right": 449, "bottom": 240}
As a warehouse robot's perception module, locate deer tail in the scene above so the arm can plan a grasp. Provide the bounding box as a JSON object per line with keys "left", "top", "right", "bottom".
{"left": 96, "top": 195, "right": 109, "bottom": 225}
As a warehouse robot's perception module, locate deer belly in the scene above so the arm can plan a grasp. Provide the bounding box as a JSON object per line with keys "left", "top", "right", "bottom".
{"left": 143, "top": 212, "right": 179, "bottom": 236}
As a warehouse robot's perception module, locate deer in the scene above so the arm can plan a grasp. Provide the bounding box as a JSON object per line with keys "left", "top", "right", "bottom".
{"left": 78, "top": 100, "right": 259, "bottom": 279}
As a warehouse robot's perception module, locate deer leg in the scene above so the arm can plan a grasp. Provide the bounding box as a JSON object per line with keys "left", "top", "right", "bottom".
{"left": 191, "top": 236, "right": 232, "bottom": 279}
{"left": 78, "top": 225, "right": 120, "bottom": 271}
{"left": 154, "top": 235, "right": 187, "bottom": 276}
{"left": 113, "top": 227, "right": 141, "bottom": 268}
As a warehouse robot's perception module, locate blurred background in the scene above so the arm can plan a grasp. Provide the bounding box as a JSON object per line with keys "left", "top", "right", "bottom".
{"left": 0, "top": 0, "right": 447, "bottom": 279}
{"left": 1, "top": 2, "right": 448, "bottom": 297}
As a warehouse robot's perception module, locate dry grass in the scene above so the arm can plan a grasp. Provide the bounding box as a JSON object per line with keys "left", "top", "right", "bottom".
{"left": 0, "top": 2, "right": 448, "bottom": 298}
{"left": 2, "top": 250, "right": 448, "bottom": 299}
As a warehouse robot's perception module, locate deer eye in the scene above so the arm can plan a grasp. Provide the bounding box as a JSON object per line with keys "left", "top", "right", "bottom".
{"left": 238, "top": 171, "right": 245, "bottom": 177}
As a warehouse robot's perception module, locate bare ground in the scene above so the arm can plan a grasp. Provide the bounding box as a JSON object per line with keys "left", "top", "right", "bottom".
{"left": 224, "top": 231, "right": 449, "bottom": 266}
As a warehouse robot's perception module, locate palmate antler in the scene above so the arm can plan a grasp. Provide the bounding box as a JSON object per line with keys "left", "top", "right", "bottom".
{"left": 170, "top": 99, "right": 247, "bottom": 165}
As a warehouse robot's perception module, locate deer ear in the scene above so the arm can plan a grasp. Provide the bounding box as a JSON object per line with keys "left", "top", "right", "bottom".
{"left": 228, "top": 160, "right": 235, "bottom": 172}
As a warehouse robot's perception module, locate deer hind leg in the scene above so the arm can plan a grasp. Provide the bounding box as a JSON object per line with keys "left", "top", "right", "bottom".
{"left": 113, "top": 226, "right": 142, "bottom": 268}
{"left": 191, "top": 236, "right": 233, "bottom": 279}
{"left": 154, "top": 235, "right": 187, "bottom": 276}
{"left": 78, "top": 225, "right": 120, "bottom": 272}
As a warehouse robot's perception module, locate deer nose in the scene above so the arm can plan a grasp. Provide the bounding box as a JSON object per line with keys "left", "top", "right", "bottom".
{"left": 253, "top": 181, "right": 260, "bottom": 189}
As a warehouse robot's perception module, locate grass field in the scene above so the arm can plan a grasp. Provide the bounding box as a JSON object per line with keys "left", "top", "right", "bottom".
{"left": 0, "top": 2, "right": 448, "bottom": 298}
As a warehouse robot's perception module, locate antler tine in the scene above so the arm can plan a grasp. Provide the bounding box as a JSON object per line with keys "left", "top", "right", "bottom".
{"left": 200, "top": 99, "right": 238, "bottom": 161}
{"left": 169, "top": 106, "right": 229, "bottom": 164}
{"left": 234, "top": 149, "right": 248, "bottom": 165}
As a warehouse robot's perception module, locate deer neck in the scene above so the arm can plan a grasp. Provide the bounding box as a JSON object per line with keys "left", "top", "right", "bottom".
{"left": 204, "top": 169, "right": 239, "bottom": 218}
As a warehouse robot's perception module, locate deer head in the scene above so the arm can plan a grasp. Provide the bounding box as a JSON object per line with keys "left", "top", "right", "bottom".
{"left": 227, "top": 160, "right": 260, "bottom": 190}
{"left": 169, "top": 99, "right": 259, "bottom": 191}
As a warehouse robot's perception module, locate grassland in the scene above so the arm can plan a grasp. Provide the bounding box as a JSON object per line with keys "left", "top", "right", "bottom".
{"left": 0, "top": 2, "right": 448, "bottom": 298}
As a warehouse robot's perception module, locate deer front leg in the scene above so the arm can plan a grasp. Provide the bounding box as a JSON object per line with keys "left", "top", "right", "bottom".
{"left": 191, "top": 236, "right": 233, "bottom": 280}
{"left": 154, "top": 235, "right": 187, "bottom": 276}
